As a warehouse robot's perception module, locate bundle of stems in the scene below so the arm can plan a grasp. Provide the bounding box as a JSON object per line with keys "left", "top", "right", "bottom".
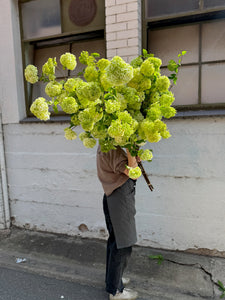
{"left": 138, "top": 161, "right": 154, "bottom": 191}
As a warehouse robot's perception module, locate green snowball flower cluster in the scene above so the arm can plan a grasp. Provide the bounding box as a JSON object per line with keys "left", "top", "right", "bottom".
{"left": 91, "top": 123, "right": 107, "bottom": 139}
{"left": 127, "top": 68, "right": 151, "bottom": 92}
{"left": 128, "top": 166, "right": 142, "bottom": 179}
{"left": 79, "top": 51, "right": 96, "bottom": 66}
{"left": 64, "top": 128, "right": 77, "bottom": 140}
{"left": 108, "top": 111, "right": 138, "bottom": 146}
{"left": 79, "top": 131, "right": 96, "bottom": 148}
{"left": 60, "top": 53, "right": 77, "bottom": 70}
{"left": 61, "top": 97, "right": 79, "bottom": 114}
{"left": 105, "top": 56, "right": 133, "bottom": 86}
{"left": 83, "top": 137, "right": 96, "bottom": 148}
{"left": 139, "top": 119, "right": 171, "bottom": 143}
{"left": 45, "top": 81, "right": 62, "bottom": 97}
{"left": 140, "top": 59, "right": 155, "bottom": 77}
{"left": 159, "top": 92, "right": 175, "bottom": 106}
{"left": 71, "top": 114, "right": 80, "bottom": 126}
{"left": 30, "top": 97, "right": 50, "bottom": 121}
{"left": 24, "top": 65, "right": 38, "bottom": 84}
{"left": 42, "top": 58, "right": 57, "bottom": 80}
{"left": 97, "top": 58, "right": 110, "bottom": 71}
{"left": 78, "top": 108, "right": 95, "bottom": 131}
{"left": 156, "top": 76, "right": 171, "bottom": 92}
{"left": 76, "top": 82, "right": 101, "bottom": 103}
{"left": 25, "top": 49, "right": 184, "bottom": 181}
{"left": 84, "top": 66, "right": 99, "bottom": 82}
{"left": 105, "top": 99, "right": 121, "bottom": 114}
{"left": 79, "top": 132, "right": 89, "bottom": 141}
{"left": 138, "top": 149, "right": 153, "bottom": 161}
{"left": 147, "top": 57, "right": 162, "bottom": 71}
{"left": 64, "top": 78, "right": 81, "bottom": 93}
{"left": 130, "top": 57, "right": 143, "bottom": 69}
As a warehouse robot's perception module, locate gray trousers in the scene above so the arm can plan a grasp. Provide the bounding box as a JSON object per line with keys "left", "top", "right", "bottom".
{"left": 106, "top": 178, "right": 137, "bottom": 249}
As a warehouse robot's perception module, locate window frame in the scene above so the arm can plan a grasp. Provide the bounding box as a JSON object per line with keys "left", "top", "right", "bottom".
{"left": 142, "top": 0, "right": 225, "bottom": 112}
{"left": 19, "top": 0, "right": 106, "bottom": 118}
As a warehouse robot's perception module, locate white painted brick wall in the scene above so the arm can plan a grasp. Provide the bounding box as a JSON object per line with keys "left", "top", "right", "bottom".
{"left": 105, "top": 15, "right": 116, "bottom": 25}
{"left": 107, "top": 39, "right": 127, "bottom": 49}
{"left": 105, "top": 0, "right": 141, "bottom": 62}
{"left": 127, "top": 2, "right": 138, "bottom": 12}
{"left": 106, "top": 22, "right": 127, "bottom": 33}
{"left": 106, "top": 4, "right": 127, "bottom": 16}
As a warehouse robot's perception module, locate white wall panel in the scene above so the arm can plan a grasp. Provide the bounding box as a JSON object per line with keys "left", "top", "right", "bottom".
{"left": 4, "top": 117, "right": 225, "bottom": 252}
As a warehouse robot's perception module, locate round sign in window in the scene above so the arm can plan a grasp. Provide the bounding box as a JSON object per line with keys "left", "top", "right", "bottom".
{"left": 69, "top": 0, "right": 97, "bottom": 27}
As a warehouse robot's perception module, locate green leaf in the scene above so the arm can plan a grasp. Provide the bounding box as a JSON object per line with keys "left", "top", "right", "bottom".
{"left": 91, "top": 52, "right": 100, "bottom": 57}
{"left": 218, "top": 280, "right": 225, "bottom": 298}
{"left": 182, "top": 50, "right": 187, "bottom": 55}
{"left": 46, "top": 100, "right": 53, "bottom": 105}
{"left": 218, "top": 281, "right": 225, "bottom": 290}
{"left": 167, "top": 60, "right": 178, "bottom": 72}
{"left": 53, "top": 103, "right": 58, "bottom": 113}
{"left": 142, "top": 49, "right": 148, "bottom": 58}
{"left": 168, "top": 74, "right": 177, "bottom": 80}
{"left": 149, "top": 254, "right": 164, "bottom": 265}
{"left": 136, "top": 139, "right": 145, "bottom": 145}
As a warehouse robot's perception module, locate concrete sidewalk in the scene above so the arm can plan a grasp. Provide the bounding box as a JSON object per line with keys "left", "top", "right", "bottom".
{"left": 0, "top": 228, "right": 224, "bottom": 299}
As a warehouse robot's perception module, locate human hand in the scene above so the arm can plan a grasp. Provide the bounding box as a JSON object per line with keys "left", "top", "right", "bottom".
{"left": 136, "top": 156, "right": 141, "bottom": 163}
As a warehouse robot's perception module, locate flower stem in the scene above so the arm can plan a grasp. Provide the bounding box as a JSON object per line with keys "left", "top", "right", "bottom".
{"left": 138, "top": 161, "right": 154, "bottom": 191}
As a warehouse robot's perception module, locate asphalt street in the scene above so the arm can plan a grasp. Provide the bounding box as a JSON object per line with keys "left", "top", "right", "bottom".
{"left": 0, "top": 265, "right": 107, "bottom": 300}
{"left": 0, "top": 265, "right": 149, "bottom": 300}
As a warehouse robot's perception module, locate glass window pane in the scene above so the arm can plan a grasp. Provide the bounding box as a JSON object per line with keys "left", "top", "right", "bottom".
{"left": 148, "top": 25, "right": 199, "bottom": 66}
{"left": 162, "top": 66, "right": 199, "bottom": 106}
{"left": 31, "top": 40, "right": 105, "bottom": 106}
{"left": 145, "top": 0, "right": 199, "bottom": 18}
{"left": 21, "top": 0, "right": 61, "bottom": 40}
{"left": 70, "top": 39, "right": 106, "bottom": 76}
{"left": 34, "top": 45, "right": 70, "bottom": 78}
{"left": 32, "top": 81, "right": 49, "bottom": 102}
{"left": 202, "top": 63, "right": 225, "bottom": 104}
{"left": 204, "top": 0, "right": 225, "bottom": 9}
{"left": 202, "top": 20, "right": 225, "bottom": 62}
{"left": 32, "top": 81, "right": 63, "bottom": 113}
{"left": 61, "top": 0, "right": 105, "bottom": 34}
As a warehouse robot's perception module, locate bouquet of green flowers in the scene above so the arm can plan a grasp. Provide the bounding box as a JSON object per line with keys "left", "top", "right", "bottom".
{"left": 24, "top": 49, "right": 185, "bottom": 189}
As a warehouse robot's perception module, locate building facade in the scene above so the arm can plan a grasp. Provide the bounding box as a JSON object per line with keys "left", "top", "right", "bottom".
{"left": 0, "top": 0, "right": 225, "bottom": 254}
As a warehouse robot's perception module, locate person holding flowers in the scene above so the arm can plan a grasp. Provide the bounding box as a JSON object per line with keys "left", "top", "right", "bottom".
{"left": 97, "top": 145, "right": 140, "bottom": 300}
{"left": 24, "top": 48, "right": 185, "bottom": 299}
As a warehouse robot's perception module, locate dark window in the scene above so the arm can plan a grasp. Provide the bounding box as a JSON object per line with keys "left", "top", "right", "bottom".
{"left": 145, "top": 1, "right": 225, "bottom": 109}
{"left": 204, "top": 0, "right": 225, "bottom": 9}
{"left": 19, "top": 0, "right": 105, "bottom": 115}
{"left": 146, "top": 0, "right": 199, "bottom": 18}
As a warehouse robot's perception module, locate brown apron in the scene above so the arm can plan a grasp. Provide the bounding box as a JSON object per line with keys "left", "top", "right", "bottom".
{"left": 107, "top": 178, "right": 137, "bottom": 249}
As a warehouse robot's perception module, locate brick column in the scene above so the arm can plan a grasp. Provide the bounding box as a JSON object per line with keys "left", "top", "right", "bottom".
{"left": 105, "top": 0, "right": 142, "bottom": 63}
